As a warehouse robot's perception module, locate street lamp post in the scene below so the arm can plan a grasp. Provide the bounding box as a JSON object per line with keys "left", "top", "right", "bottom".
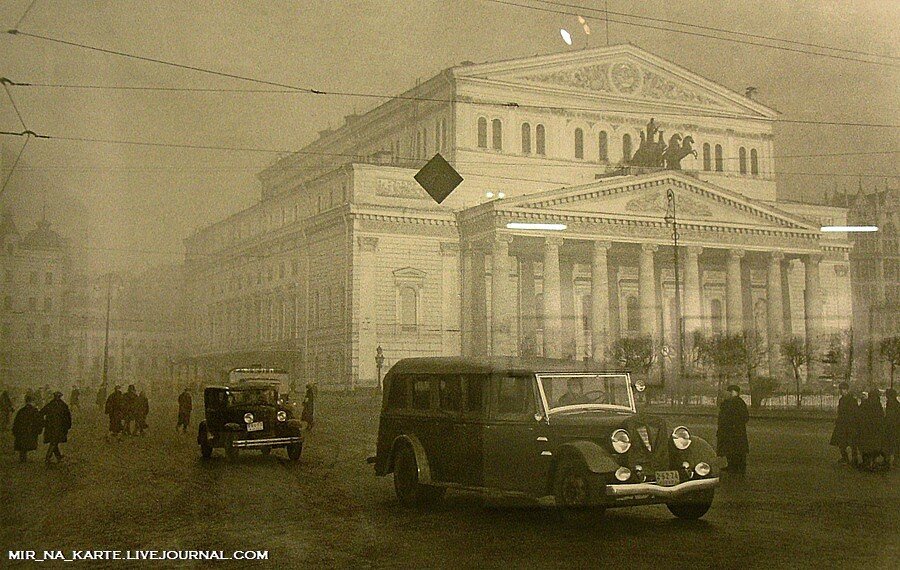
{"left": 664, "top": 189, "right": 685, "bottom": 404}
{"left": 375, "top": 345, "right": 385, "bottom": 391}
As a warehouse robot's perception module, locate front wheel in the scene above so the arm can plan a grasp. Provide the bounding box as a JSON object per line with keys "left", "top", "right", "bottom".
{"left": 393, "top": 445, "right": 444, "bottom": 507}
{"left": 286, "top": 442, "right": 303, "bottom": 461}
{"left": 667, "top": 490, "right": 714, "bottom": 520}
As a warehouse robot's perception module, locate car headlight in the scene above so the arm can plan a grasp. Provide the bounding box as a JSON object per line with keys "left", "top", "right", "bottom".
{"left": 276, "top": 410, "right": 287, "bottom": 422}
{"left": 695, "top": 462, "right": 711, "bottom": 477}
{"left": 672, "top": 426, "right": 691, "bottom": 450}
{"left": 244, "top": 413, "right": 254, "bottom": 424}
{"left": 611, "top": 429, "right": 631, "bottom": 453}
{"left": 615, "top": 467, "right": 631, "bottom": 482}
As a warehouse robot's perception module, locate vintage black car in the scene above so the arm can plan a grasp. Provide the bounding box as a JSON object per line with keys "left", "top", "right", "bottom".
{"left": 369, "top": 357, "right": 719, "bottom": 519}
{"left": 198, "top": 381, "right": 304, "bottom": 461}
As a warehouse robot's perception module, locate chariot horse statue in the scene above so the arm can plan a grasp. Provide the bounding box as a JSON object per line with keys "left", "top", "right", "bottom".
{"left": 662, "top": 134, "right": 698, "bottom": 170}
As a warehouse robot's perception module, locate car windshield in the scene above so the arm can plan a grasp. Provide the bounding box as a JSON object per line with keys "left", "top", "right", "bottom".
{"left": 227, "top": 388, "right": 277, "bottom": 406}
{"left": 538, "top": 374, "right": 633, "bottom": 413}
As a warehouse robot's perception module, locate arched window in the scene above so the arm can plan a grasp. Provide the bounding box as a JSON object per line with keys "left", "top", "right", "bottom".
{"left": 477, "top": 117, "right": 487, "bottom": 148}
{"left": 626, "top": 296, "right": 640, "bottom": 334}
{"left": 400, "top": 287, "right": 417, "bottom": 332}
{"left": 710, "top": 299, "right": 723, "bottom": 333}
{"left": 598, "top": 131, "right": 608, "bottom": 162}
{"left": 622, "top": 134, "right": 633, "bottom": 163}
{"left": 521, "top": 123, "right": 532, "bottom": 154}
{"left": 702, "top": 143, "right": 711, "bottom": 171}
{"left": 574, "top": 128, "right": 584, "bottom": 159}
{"left": 750, "top": 148, "right": 759, "bottom": 175}
{"left": 535, "top": 124, "right": 546, "bottom": 155}
{"left": 714, "top": 144, "right": 724, "bottom": 172}
{"left": 739, "top": 147, "right": 748, "bottom": 174}
{"left": 491, "top": 119, "right": 503, "bottom": 150}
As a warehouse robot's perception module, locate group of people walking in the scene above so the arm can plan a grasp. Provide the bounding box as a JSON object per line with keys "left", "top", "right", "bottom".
{"left": 103, "top": 384, "right": 151, "bottom": 440}
{"left": 830, "top": 383, "right": 900, "bottom": 471}
{"left": 9, "top": 390, "right": 72, "bottom": 464}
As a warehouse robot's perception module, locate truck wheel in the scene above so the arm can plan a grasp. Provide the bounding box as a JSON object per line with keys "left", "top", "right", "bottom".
{"left": 667, "top": 490, "right": 714, "bottom": 520}
{"left": 393, "top": 445, "right": 444, "bottom": 507}
{"left": 287, "top": 442, "right": 303, "bottom": 461}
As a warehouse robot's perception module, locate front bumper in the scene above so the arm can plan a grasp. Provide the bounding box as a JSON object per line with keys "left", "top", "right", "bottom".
{"left": 231, "top": 436, "right": 301, "bottom": 449}
{"left": 605, "top": 477, "right": 719, "bottom": 499}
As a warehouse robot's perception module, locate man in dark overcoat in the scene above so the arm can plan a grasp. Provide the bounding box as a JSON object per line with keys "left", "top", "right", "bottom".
{"left": 717, "top": 384, "right": 750, "bottom": 474}
{"left": 105, "top": 385, "right": 125, "bottom": 440}
{"left": 12, "top": 394, "right": 43, "bottom": 463}
{"left": 856, "top": 389, "right": 885, "bottom": 471}
{"left": 122, "top": 385, "right": 139, "bottom": 435}
{"left": 177, "top": 388, "right": 192, "bottom": 433}
{"left": 830, "top": 382, "right": 859, "bottom": 465}
{"left": 41, "top": 392, "right": 72, "bottom": 464}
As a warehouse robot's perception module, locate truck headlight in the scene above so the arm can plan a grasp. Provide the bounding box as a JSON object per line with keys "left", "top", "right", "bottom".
{"left": 276, "top": 410, "right": 287, "bottom": 422}
{"left": 244, "top": 413, "right": 254, "bottom": 424}
{"left": 672, "top": 426, "right": 691, "bottom": 450}
{"left": 611, "top": 429, "right": 631, "bottom": 453}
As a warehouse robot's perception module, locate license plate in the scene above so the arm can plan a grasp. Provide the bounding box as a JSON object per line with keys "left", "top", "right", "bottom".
{"left": 655, "top": 470, "right": 680, "bottom": 487}
{"left": 247, "top": 421, "right": 264, "bottom": 432}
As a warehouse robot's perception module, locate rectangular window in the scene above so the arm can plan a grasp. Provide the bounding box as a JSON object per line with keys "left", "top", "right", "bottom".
{"left": 387, "top": 374, "right": 408, "bottom": 409}
{"left": 439, "top": 375, "right": 462, "bottom": 412}
{"left": 495, "top": 375, "right": 532, "bottom": 416}
{"left": 411, "top": 376, "right": 431, "bottom": 410}
{"left": 463, "top": 374, "right": 485, "bottom": 413}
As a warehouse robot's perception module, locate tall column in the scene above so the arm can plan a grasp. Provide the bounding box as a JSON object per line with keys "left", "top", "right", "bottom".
{"left": 519, "top": 258, "right": 536, "bottom": 356}
{"left": 542, "top": 238, "right": 563, "bottom": 358}
{"left": 767, "top": 251, "right": 785, "bottom": 376}
{"left": 684, "top": 246, "right": 703, "bottom": 340}
{"left": 560, "top": 259, "right": 576, "bottom": 358}
{"left": 357, "top": 237, "right": 379, "bottom": 387}
{"left": 440, "top": 242, "right": 461, "bottom": 356}
{"left": 460, "top": 244, "right": 475, "bottom": 356}
{"left": 490, "top": 235, "right": 513, "bottom": 357}
{"left": 472, "top": 249, "right": 488, "bottom": 356}
{"left": 591, "top": 241, "right": 612, "bottom": 363}
{"left": 639, "top": 243, "right": 658, "bottom": 339}
{"left": 804, "top": 254, "right": 823, "bottom": 382}
{"left": 726, "top": 249, "right": 745, "bottom": 335}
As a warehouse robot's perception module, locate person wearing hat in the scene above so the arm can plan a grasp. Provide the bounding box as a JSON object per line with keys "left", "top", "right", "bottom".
{"left": 177, "top": 387, "right": 192, "bottom": 433}
{"left": 856, "top": 389, "right": 885, "bottom": 471}
{"left": 122, "top": 385, "right": 139, "bottom": 436}
{"left": 830, "top": 382, "right": 860, "bottom": 465}
{"left": 105, "top": 385, "right": 125, "bottom": 440}
{"left": 12, "top": 393, "right": 43, "bottom": 463}
{"left": 717, "top": 384, "right": 750, "bottom": 474}
{"left": 40, "top": 391, "right": 72, "bottom": 465}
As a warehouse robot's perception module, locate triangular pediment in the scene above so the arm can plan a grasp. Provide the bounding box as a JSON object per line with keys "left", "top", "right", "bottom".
{"left": 453, "top": 44, "right": 777, "bottom": 118}
{"left": 504, "top": 171, "right": 816, "bottom": 231}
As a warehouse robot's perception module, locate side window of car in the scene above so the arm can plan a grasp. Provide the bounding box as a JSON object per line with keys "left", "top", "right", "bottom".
{"left": 439, "top": 375, "right": 462, "bottom": 412}
{"left": 410, "top": 375, "right": 432, "bottom": 410}
{"left": 494, "top": 375, "right": 534, "bottom": 419}
{"left": 386, "top": 374, "right": 408, "bottom": 409}
{"left": 463, "top": 374, "right": 486, "bottom": 415}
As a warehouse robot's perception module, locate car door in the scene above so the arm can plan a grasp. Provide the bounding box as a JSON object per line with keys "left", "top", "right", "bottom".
{"left": 454, "top": 373, "right": 487, "bottom": 488}
{"left": 483, "top": 373, "right": 551, "bottom": 496}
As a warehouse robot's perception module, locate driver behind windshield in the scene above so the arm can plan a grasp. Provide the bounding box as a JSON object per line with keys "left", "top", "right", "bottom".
{"left": 556, "top": 378, "right": 586, "bottom": 407}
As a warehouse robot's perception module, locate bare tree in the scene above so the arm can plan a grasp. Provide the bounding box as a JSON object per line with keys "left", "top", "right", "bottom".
{"left": 696, "top": 333, "right": 746, "bottom": 402}
{"left": 781, "top": 336, "right": 808, "bottom": 408}
{"left": 880, "top": 336, "right": 900, "bottom": 389}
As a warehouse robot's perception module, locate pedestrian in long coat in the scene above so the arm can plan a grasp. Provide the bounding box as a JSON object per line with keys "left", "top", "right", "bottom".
{"left": 12, "top": 394, "right": 43, "bottom": 463}
{"left": 136, "top": 391, "right": 149, "bottom": 435}
{"left": 41, "top": 392, "right": 72, "bottom": 464}
{"left": 177, "top": 388, "right": 192, "bottom": 433}
{"left": 830, "top": 382, "right": 858, "bottom": 464}
{"left": 717, "top": 384, "right": 750, "bottom": 474}
{"left": 882, "top": 388, "right": 899, "bottom": 469}
{"left": 105, "top": 385, "right": 125, "bottom": 439}
{"left": 0, "top": 390, "right": 13, "bottom": 430}
{"left": 856, "top": 390, "right": 885, "bottom": 471}
{"left": 122, "top": 385, "right": 139, "bottom": 435}
{"left": 301, "top": 383, "right": 316, "bottom": 430}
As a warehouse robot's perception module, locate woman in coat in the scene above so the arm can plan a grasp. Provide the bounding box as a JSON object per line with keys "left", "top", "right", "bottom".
{"left": 12, "top": 394, "right": 43, "bottom": 463}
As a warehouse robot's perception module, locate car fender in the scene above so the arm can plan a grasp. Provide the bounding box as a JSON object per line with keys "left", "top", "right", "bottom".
{"left": 390, "top": 434, "right": 432, "bottom": 485}
{"left": 555, "top": 440, "right": 619, "bottom": 475}
{"left": 680, "top": 435, "right": 720, "bottom": 476}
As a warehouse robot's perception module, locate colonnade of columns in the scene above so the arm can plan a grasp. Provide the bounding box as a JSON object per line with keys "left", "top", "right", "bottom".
{"left": 460, "top": 234, "right": 823, "bottom": 379}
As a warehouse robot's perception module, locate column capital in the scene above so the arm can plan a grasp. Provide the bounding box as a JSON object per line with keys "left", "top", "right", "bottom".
{"left": 544, "top": 236, "right": 564, "bottom": 248}
{"left": 805, "top": 252, "right": 823, "bottom": 266}
{"left": 357, "top": 236, "right": 379, "bottom": 252}
{"left": 641, "top": 243, "right": 659, "bottom": 253}
{"left": 728, "top": 248, "right": 746, "bottom": 260}
{"left": 491, "top": 234, "right": 514, "bottom": 247}
{"left": 686, "top": 245, "right": 703, "bottom": 257}
{"left": 592, "top": 240, "right": 613, "bottom": 252}
{"left": 769, "top": 251, "right": 785, "bottom": 263}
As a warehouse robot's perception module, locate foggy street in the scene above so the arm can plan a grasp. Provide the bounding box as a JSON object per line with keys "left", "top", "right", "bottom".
{"left": 3, "top": 395, "right": 897, "bottom": 569}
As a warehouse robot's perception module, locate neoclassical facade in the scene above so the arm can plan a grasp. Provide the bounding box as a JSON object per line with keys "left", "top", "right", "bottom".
{"left": 183, "top": 45, "right": 851, "bottom": 389}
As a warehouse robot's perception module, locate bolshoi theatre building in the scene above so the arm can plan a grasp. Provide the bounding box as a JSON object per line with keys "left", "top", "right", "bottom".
{"left": 182, "top": 44, "right": 852, "bottom": 390}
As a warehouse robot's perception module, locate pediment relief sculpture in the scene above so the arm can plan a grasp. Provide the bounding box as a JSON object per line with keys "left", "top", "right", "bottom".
{"left": 624, "top": 189, "right": 713, "bottom": 218}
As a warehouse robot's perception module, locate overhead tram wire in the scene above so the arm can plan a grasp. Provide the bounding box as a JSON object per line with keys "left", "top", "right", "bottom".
{"left": 10, "top": 0, "right": 38, "bottom": 31}
{"left": 533, "top": 0, "right": 900, "bottom": 63}
{"left": 0, "top": 81, "right": 38, "bottom": 197}
{"left": 0, "top": 135, "right": 29, "bottom": 198}
{"left": 5, "top": 31, "right": 900, "bottom": 128}
{"left": 482, "top": 0, "right": 900, "bottom": 68}
{"left": 1, "top": 129, "right": 897, "bottom": 180}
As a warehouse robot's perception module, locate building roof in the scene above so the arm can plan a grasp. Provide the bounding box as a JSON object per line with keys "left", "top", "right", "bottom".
{"left": 20, "top": 219, "right": 67, "bottom": 250}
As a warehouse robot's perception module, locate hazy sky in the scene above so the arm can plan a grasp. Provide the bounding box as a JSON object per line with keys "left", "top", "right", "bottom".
{"left": 1, "top": 0, "right": 898, "bottom": 274}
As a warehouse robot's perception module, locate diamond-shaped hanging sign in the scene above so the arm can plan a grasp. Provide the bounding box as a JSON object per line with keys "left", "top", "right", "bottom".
{"left": 414, "top": 153, "right": 463, "bottom": 204}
